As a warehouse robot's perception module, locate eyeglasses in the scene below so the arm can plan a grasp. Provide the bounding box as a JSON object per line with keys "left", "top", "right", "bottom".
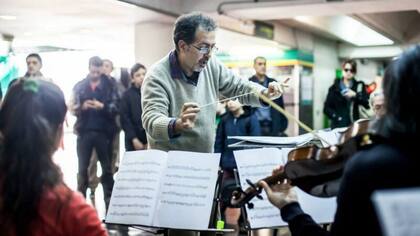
{"left": 344, "top": 68, "right": 354, "bottom": 73}
{"left": 191, "top": 44, "right": 218, "bottom": 54}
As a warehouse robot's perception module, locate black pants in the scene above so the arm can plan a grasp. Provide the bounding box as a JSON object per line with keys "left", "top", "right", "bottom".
{"left": 77, "top": 131, "right": 114, "bottom": 210}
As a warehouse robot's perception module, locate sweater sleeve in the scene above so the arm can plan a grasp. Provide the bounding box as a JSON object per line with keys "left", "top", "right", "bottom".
{"left": 214, "top": 58, "right": 266, "bottom": 107}
{"left": 141, "top": 71, "right": 173, "bottom": 141}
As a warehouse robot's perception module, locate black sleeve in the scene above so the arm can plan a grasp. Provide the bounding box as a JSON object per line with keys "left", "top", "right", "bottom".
{"left": 103, "top": 79, "right": 120, "bottom": 118}
{"left": 281, "top": 203, "right": 329, "bottom": 236}
{"left": 214, "top": 120, "right": 226, "bottom": 153}
{"left": 274, "top": 96, "right": 288, "bottom": 133}
{"left": 119, "top": 93, "right": 137, "bottom": 142}
{"left": 323, "top": 86, "right": 339, "bottom": 121}
{"left": 354, "top": 81, "right": 370, "bottom": 109}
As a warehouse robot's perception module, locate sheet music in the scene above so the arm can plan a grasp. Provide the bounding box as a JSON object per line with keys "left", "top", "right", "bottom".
{"left": 153, "top": 151, "right": 220, "bottom": 230}
{"left": 234, "top": 148, "right": 336, "bottom": 228}
{"left": 106, "top": 150, "right": 168, "bottom": 226}
{"left": 234, "top": 148, "right": 285, "bottom": 229}
{"left": 316, "top": 129, "right": 341, "bottom": 147}
{"left": 229, "top": 133, "right": 313, "bottom": 146}
{"left": 372, "top": 188, "right": 420, "bottom": 236}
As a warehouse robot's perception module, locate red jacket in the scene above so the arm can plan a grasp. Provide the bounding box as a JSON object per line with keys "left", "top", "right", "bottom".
{"left": 13, "top": 184, "right": 107, "bottom": 236}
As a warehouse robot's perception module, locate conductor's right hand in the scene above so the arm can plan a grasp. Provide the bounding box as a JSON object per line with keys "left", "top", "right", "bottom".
{"left": 175, "top": 102, "right": 200, "bottom": 132}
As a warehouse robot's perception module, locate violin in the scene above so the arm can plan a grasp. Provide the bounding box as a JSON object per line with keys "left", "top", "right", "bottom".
{"left": 230, "top": 119, "right": 385, "bottom": 208}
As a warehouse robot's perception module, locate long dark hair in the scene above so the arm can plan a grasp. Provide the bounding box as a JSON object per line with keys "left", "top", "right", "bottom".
{"left": 0, "top": 79, "right": 67, "bottom": 235}
{"left": 379, "top": 45, "right": 420, "bottom": 145}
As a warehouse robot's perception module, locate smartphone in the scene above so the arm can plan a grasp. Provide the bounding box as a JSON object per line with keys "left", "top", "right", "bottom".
{"left": 341, "top": 88, "right": 349, "bottom": 95}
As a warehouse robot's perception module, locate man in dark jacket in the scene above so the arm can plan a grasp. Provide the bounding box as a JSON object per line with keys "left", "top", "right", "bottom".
{"left": 120, "top": 63, "right": 148, "bottom": 151}
{"left": 324, "top": 59, "right": 370, "bottom": 128}
{"left": 249, "top": 56, "right": 288, "bottom": 136}
{"left": 70, "top": 56, "right": 118, "bottom": 211}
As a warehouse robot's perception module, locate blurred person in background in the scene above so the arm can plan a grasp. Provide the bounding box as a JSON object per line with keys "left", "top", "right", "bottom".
{"left": 70, "top": 56, "right": 118, "bottom": 213}
{"left": 120, "top": 63, "right": 148, "bottom": 151}
{"left": 8, "top": 53, "right": 52, "bottom": 89}
{"left": 324, "top": 59, "right": 370, "bottom": 128}
{"left": 249, "top": 56, "right": 288, "bottom": 136}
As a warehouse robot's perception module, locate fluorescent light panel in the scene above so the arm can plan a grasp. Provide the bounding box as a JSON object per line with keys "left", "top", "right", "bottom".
{"left": 295, "top": 15, "right": 393, "bottom": 46}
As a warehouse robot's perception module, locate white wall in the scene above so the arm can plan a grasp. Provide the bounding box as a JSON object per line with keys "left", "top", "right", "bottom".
{"left": 135, "top": 21, "right": 174, "bottom": 68}
{"left": 313, "top": 37, "right": 340, "bottom": 129}
{"left": 355, "top": 59, "right": 381, "bottom": 84}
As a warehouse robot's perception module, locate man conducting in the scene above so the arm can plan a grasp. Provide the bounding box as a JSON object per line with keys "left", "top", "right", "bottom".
{"left": 142, "top": 12, "right": 285, "bottom": 153}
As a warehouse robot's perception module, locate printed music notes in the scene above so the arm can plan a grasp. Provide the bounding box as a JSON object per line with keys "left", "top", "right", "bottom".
{"left": 106, "top": 150, "right": 220, "bottom": 230}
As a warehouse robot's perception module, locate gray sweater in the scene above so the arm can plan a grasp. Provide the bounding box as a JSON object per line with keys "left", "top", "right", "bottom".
{"left": 141, "top": 52, "right": 266, "bottom": 153}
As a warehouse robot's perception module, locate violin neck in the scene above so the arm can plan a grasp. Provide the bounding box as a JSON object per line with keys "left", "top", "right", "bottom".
{"left": 262, "top": 172, "right": 286, "bottom": 186}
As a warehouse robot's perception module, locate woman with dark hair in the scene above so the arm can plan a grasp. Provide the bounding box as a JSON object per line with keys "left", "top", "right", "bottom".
{"left": 324, "top": 59, "right": 370, "bottom": 128}
{"left": 0, "top": 79, "right": 107, "bottom": 236}
{"left": 260, "top": 45, "right": 420, "bottom": 236}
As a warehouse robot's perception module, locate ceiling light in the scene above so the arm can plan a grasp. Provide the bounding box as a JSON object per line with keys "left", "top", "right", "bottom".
{"left": 294, "top": 15, "right": 393, "bottom": 46}
{"left": 0, "top": 15, "right": 17, "bottom": 20}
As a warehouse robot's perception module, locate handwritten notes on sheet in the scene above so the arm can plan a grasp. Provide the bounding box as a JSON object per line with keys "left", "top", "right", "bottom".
{"left": 234, "top": 148, "right": 336, "bottom": 229}
{"left": 372, "top": 188, "right": 420, "bottom": 236}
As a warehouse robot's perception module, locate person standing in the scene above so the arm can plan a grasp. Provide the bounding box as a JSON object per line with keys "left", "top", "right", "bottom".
{"left": 8, "top": 53, "right": 52, "bottom": 89}
{"left": 141, "top": 12, "right": 284, "bottom": 236}
{"left": 70, "top": 56, "right": 118, "bottom": 211}
{"left": 249, "top": 56, "right": 288, "bottom": 136}
{"left": 120, "top": 63, "right": 148, "bottom": 151}
{"left": 324, "top": 59, "right": 370, "bottom": 128}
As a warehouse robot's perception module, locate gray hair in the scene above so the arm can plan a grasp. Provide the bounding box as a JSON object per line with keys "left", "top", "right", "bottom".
{"left": 370, "top": 90, "right": 384, "bottom": 106}
{"left": 173, "top": 12, "right": 217, "bottom": 51}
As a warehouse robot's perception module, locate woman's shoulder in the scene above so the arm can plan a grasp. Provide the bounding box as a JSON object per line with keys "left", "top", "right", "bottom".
{"left": 345, "top": 143, "right": 413, "bottom": 180}
{"left": 40, "top": 184, "right": 107, "bottom": 236}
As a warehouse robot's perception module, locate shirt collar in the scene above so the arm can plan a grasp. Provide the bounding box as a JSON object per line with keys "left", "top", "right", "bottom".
{"left": 169, "top": 50, "right": 199, "bottom": 86}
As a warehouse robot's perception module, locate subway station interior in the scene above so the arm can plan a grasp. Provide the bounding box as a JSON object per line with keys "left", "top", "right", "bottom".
{"left": 1, "top": 0, "right": 420, "bottom": 236}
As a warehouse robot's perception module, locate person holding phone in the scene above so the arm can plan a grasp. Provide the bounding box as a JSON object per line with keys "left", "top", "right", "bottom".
{"left": 324, "top": 59, "right": 370, "bottom": 128}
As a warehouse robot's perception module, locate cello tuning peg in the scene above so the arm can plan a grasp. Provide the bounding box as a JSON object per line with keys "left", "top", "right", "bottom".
{"left": 247, "top": 202, "right": 254, "bottom": 209}
{"left": 256, "top": 194, "right": 263, "bottom": 200}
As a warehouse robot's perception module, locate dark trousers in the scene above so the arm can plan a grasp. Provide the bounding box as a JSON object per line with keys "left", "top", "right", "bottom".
{"left": 77, "top": 131, "right": 114, "bottom": 210}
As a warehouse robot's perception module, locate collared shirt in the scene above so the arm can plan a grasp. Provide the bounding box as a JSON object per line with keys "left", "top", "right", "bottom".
{"left": 169, "top": 50, "right": 199, "bottom": 86}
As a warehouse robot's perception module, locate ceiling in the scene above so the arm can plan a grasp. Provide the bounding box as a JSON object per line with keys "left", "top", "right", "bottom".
{"left": 1, "top": 0, "right": 420, "bottom": 55}
{"left": 217, "top": 0, "right": 420, "bottom": 46}
{"left": 0, "top": 0, "right": 168, "bottom": 53}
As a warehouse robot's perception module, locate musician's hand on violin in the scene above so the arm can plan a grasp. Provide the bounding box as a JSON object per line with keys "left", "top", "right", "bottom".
{"left": 259, "top": 166, "right": 298, "bottom": 209}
